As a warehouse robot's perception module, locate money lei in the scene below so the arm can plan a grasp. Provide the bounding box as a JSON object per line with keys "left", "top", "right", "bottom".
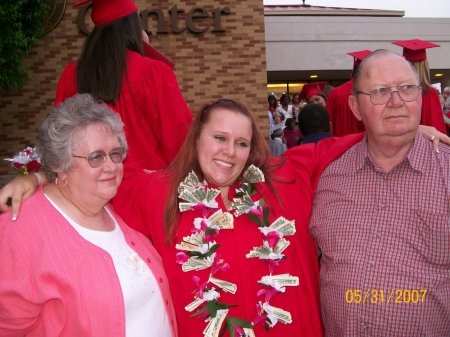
{"left": 175, "top": 165, "right": 299, "bottom": 337}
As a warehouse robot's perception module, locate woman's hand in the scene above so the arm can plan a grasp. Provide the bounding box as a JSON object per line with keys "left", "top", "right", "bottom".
{"left": 419, "top": 125, "right": 450, "bottom": 152}
{"left": 0, "top": 174, "right": 40, "bottom": 220}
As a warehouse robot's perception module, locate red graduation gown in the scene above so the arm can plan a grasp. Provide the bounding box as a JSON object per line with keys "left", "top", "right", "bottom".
{"left": 327, "top": 79, "right": 365, "bottom": 137}
{"left": 55, "top": 50, "right": 192, "bottom": 181}
{"left": 420, "top": 87, "right": 446, "bottom": 133}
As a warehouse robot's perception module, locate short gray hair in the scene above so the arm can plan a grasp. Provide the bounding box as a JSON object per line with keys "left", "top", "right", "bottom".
{"left": 37, "top": 94, "right": 127, "bottom": 181}
{"left": 352, "top": 49, "right": 420, "bottom": 95}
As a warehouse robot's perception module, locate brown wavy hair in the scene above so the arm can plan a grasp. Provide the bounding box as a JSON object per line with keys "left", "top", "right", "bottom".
{"left": 163, "top": 99, "right": 280, "bottom": 242}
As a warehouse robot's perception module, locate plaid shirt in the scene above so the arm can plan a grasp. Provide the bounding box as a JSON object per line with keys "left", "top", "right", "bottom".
{"left": 310, "top": 133, "right": 450, "bottom": 337}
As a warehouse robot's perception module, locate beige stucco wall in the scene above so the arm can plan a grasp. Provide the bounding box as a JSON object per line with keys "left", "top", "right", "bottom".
{"left": 265, "top": 15, "right": 450, "bottom": 75}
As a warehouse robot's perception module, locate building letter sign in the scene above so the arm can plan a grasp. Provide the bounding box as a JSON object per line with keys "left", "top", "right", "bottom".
{"left": 77, "top": 4, "right": 230, "bottom": 35}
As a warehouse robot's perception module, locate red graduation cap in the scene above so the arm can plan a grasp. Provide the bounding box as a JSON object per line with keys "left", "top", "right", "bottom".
{"left": 73, "top": 0, "right": 138, "bottom": 26}
{"left": 299, "top": 82, "right": 328, "bottom": 101}
{"left": 392, "top": 39, "right": 440, "bottom": 62}
{"left": 347, "top": 49, "right": 371, "bottom": 70}
{"left": 143, "top": 41, "right": 175, "bottom": 69}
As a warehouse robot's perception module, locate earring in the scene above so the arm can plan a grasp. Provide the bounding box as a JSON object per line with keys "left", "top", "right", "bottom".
{"left": 55, "top": 176, "right": 68, "bottom": 188}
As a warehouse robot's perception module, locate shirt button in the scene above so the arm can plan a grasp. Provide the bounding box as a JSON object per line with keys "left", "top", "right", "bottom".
{"left": 376, "top": 231, "right": 382, "bottom": 238}
{"left": 369, "top": 260, "right": 375, "bottom": 266}
{"left": 380, "top": 202, "right": 386, "bottom": 209}
{"left": 383, "top": 175, "right": 389, "bottom": 180}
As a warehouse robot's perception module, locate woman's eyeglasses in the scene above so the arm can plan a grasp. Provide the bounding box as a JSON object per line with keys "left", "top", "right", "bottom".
{"left": 72, "top": 147, "right": 127, "bottom": 168}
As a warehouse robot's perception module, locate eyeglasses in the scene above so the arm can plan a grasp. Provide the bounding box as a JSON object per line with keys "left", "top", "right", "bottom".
{"left": 356, "top": 85, "right": 422, "bottom": 105}
{"left": 72, "top": 148, "right": 127, "bottom": 168}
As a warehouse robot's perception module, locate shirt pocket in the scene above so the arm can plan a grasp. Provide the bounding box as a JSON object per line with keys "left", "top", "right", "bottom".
{"left": 415, "top": 210, "right": 450, "bottom": 266}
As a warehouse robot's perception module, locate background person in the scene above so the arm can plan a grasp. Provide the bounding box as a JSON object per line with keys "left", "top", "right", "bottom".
{"left": 276, "top": 93, "right": 293, "bottom": 120}
{"left": 291, "top": 92, "right": 305, "bottom": 119}
{"left": 269, "top": 126, "right": 287, "bottom": 156}
{"left": 327, "top": 50, "right": 370, "bottom": 136}
{"left": 283, "top": 117, "right": 301, "bottom": 148}
{"left": 298, "top": 103, "right": 332, "bottom": 145}
{"left": 310, "top": 49, "right": 450, "bottom": 336}
{"left": 267, "top": 94, "right": 278, "bottom": 134}
{"left": 56, "top": 0, "right": 192, "bottom": 182}
{"left": 392, "top": 39, "right": 446, "bottom": 133}
{"left": 0, "top": 94, "right": 177, "bottom": 337}
{"left": 300, "top": 83, "right": 328, "bottom": 109}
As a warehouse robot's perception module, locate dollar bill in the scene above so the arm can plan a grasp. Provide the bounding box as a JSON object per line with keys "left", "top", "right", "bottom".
{"left": 209, "top": 210, "right": 234, "bottom": 229}
{"left": 182, "top": 257, "right": 213, "bottom": 272}
{"left": 181, "top": 232, "right": 206, "bottom": 246}
{"left": 269, "top": 217, "right": 296, "bottom": 236}
{"left": 246, "top": 245, "right": 272, "bottom": 258}
{"left": 175, "top": 241, "right": 201, "bottom": 252}
{"left": 270, "top": 305, "right": 292, "bottom": 324}
{"left": 231, "top": 194, "right": 256, "bottom": 217}
{"left": 178, "top": 171, "right": 201, "bottom": 191}
{"left": 258, "top": 274, "right": 299, "bottom": 287}
{"left": 203, "top": 309, "right": 228, "bottom": 337}
{"left": 242, "top": 164, "right": 265, "bottom": 183}
{"left": 273, "top": 238, "right": 290, "bottom": 254}
{"left": 209, "top": 276, "right": 237, "bottom": 294}
{"left": 185, "top": 298, "right": 204, "bottom": 312}
{"left": 263, "top": 303, "right": 292, "bottom": 325}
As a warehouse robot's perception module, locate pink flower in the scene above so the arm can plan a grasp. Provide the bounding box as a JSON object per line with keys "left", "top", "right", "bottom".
{"left": 192, "top": 275, "right": 208, "bottom": 299}
{"left": 192, "top": 218, "right": 209, "bottom": 233}
{"left": 204, "top": 229, "right": 219, "bottom": 242}
{"left": 211, "top": 254, "right": 230, "bottom": 274}
{"left": 265, "top": 231, "right": 280, "bottom": 249}
{"left": 257, "top": 287, "right": 278, "bottom": 302}
{"left": 267, "top": 259, "right": 281, "bottom": 274}
{"left": 249, "top": 205, "right": 263, "bottom": 217}
{"left": 176, "top": 251, "right": 189, "bottom": 264}
{"left": 252, "top": 302, "right": 268, "bottom": 326}
{"left": 234, "top": 325, "right": 245, "bottom": 336}
{"left": 192, "top": 203, "right": 207, "bottom": 213}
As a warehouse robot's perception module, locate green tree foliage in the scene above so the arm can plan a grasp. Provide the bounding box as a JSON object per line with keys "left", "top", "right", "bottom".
{"left": 0, "top": 0, "right": 49, "bottom": 90}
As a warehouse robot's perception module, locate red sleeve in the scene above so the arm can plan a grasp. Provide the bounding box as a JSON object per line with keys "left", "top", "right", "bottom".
{"left": 284, "top": 133, "right": 365, "bottom": 189}
{"left": 54, "top": 63, "right": 78, "bottom": 106}
{"left": 142, "top": 61, "right": 192, "bottom": 164}
{"left": 111, "top": 171, "right": 169, "bottom": 240}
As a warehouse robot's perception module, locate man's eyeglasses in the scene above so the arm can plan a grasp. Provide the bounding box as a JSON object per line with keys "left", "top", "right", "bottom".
{"left": 356, "top": 85, "right": 422, "bottom": 105}
{"left": 72, "top": 147, "right": 127, "bottom": 168}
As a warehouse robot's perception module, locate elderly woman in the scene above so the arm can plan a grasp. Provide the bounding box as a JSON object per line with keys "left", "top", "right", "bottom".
{"left": 0, "top": 94, "right": 177, "bottom": 337}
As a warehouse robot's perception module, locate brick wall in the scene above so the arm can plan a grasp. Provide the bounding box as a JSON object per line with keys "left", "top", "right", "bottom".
{"left": 0, "top": 0, "right": 268, "bottom": 175}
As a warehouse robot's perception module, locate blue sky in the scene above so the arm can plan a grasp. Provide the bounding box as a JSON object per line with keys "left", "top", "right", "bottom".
{"left": 263, "top": 0, "right": 450, "bottom": 18}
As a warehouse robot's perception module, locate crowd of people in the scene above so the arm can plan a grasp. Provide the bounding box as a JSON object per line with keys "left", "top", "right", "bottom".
{"left": 0, "top": 1, "right": 449, "bottom": 336}
{"left": 267, "top": 39, "right": 450, "bottom": 157}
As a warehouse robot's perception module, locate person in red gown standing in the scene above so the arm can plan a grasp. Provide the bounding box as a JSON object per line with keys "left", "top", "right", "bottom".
{"left": 327, "top": 50, "right": 371, "bottom": 137}
{"left": 55, "top": 0, "right": 192, "bottom": 184}
{"left": 392, "top": 39, "right": 446, "bottom": 133}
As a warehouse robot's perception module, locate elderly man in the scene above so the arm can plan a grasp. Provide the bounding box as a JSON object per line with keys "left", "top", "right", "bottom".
{"left": 309, "top": 49, "right": 450, "bottom": 336}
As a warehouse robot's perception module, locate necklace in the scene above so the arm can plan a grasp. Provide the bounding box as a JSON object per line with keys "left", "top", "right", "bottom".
{"left": 175, "top": 165, "right": 299, "bottom": 337}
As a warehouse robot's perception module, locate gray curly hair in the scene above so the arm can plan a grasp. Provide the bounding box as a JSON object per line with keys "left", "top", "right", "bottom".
{"left": 37, "top": 93, "right": 127, "bottom": 181}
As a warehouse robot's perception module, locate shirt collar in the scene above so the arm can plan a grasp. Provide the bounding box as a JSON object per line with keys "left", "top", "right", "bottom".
{"left": 354, "top": 132, "right": 429, "bottom": 174}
